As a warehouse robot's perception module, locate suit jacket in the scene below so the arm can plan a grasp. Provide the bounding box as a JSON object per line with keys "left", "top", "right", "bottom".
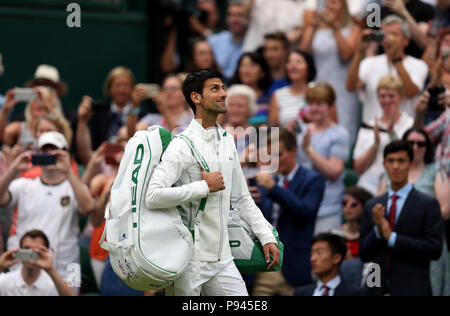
{"left": 258, "top": 166, "right": 325, "bottom": 286}
{"left": 359, "top": 188, "right": 443, "bottom": 296}
{"left": 294, "top": 279, "right": 361, "bottom": 296}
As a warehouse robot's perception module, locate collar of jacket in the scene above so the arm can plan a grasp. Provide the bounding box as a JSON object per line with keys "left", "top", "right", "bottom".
{"left": 189, "top": 118, "right": 226, "bottom": 142}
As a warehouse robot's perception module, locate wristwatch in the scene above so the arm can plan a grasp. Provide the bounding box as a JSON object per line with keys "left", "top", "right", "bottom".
{"left": 129, "top": 107, "right": 140, "bottom": 116}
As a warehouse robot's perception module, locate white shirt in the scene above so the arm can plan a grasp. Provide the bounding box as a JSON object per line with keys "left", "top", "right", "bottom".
{"left": 353, "top": 112, "right": 414, "bottom": 195}
{"left": 313, "top": 275, "right": 341, "bottom": 296}
{"left": 358, "top": 54, "right": 429, "bottom": 123}
{"left": 0, "top": 269, "right": 58, "bottom": 296}
{"left": 272, "top": 165, "right": 299, "bottom": 229}
{"left": 6, "top": 178, "right": 80, "bottom": 279}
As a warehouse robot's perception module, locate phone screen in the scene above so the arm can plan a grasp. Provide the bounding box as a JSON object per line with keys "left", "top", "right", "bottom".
{"left": 32, "top": 154, "right": 57, "bottom": 166}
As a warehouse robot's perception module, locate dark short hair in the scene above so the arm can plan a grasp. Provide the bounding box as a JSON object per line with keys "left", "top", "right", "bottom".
{"left": 312, "top": 233, "right": 347, "bottom": 266}
{"left": 182, "top": 69, "right": 223, "bottom": 115}
{"left": 383, "top": 140, "right": 414, "bottom": 162}
{"left": 402, "top": 127, "right": 434, "bottom": 164}
{"left": 20, "top": 230, "right": 50, "bottom": 249}
{"left": 344, "top": 186, "right": 373, "bottom": 206}
{"left": 277, "top": 127, "right": 297, "bottom": 151}
{"left": 286, "top": 49, "right": 317, "bottom": 83}
{"left": 230, "top": 52, "right": 273, "bottom": 92}
{"left": 264, "top": 31, "right": 290, "bottom": 50}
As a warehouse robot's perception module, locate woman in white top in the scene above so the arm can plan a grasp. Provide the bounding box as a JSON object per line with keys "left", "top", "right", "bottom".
{"left": 269, "top": 49, "right": 316, "bottom": 129}
{"left": 353, "top": 75, "right": 414, "bottom": 195}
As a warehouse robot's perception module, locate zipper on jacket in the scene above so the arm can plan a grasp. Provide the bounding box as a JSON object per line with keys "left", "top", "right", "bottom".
{"left": 216, "top": 130, "right": 223, "bottom": 261}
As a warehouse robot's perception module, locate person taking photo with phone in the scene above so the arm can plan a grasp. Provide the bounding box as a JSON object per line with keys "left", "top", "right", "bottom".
{"left": 346, "top": 15, "right": 429, "bottom": 124}
{"left": 0, "top": 230, "right": 75, "bottom": 296}
{"left": 0, "top": 131, "right": 94, "bottom": 280}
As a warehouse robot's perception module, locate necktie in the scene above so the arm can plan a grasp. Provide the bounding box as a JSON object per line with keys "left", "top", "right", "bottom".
{"left": 322, "top": 285, "right": 330, "bottom": 296}
{"left": 388, "top": 195, "right": 398, "bottom": 230}
{"left": 283, "top": 178, "right": 289, "bottom": 189}
{"left": 386, "top": 194, "right": 398, "bottom": 275}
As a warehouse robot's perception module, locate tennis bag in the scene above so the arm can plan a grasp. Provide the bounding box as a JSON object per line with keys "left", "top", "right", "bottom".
{"left": 100, "top": 126, "right": 194, "bottom": 291}
{"left": 228, "top": 170, "right": 284, "bottom": 274}
{"left": 179, "top": 136, "right": 284, "bottom": 275}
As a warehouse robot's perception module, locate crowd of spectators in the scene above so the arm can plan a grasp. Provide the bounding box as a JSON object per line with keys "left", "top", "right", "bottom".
{"left": 0, "top": 0, "right": 449, "bottom": 296}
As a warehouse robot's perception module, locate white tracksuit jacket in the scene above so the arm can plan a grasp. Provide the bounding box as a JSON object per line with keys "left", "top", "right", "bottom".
{"left": 146, "top": 119, "right": 276, "bottom": 262}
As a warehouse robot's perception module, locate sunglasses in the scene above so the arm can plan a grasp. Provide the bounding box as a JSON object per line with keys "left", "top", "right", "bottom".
{"left": 307, "top": 81, "right": 332, "bottom": 89}
{"left": 407, "top": 141, "right": 426, "bottom": 148}
{"left": 341, "top": 199, "right": 359, "bottom": 208}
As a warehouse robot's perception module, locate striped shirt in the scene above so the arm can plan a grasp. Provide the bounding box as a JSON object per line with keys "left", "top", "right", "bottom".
{"left": 426, "top": 107, "right": 450, "bottom": 178}
{"left": 275, "top": 86, "right": 307, "bottom": 127}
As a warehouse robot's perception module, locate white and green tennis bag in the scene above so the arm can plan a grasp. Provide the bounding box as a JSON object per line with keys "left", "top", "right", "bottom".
{"left": 100, "top": 126, "right": 194, "bottom": 291}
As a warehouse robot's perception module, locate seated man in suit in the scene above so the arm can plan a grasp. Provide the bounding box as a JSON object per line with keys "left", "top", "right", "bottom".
{"left": 294, "top": 233, "right": 360, "bottom": 296}
{"left": 251, "top": 128, "right": 326, "bottom": 296}
{"left": 359, "top": 140, "right": 443, "bottom": 296}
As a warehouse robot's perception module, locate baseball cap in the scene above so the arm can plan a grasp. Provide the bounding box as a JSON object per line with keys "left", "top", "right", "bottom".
{"left": 38, "top": 131, "right": 68, "bottom": 150}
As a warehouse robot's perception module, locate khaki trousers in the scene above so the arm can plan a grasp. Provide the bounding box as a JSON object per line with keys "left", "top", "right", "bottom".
{"left": 252, "top": 270, "right": 295, "bottom": 296}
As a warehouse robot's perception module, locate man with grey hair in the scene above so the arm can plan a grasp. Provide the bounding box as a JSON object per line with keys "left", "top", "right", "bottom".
{"left": 347, "top": 15, "right": 429, "bottom": 124}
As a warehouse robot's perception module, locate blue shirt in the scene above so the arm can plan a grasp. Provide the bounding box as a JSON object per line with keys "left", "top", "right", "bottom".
{"left": 208, "top": 31, "right": 243, "bottom": 80}
{"left": 374, "top": 182, "right": 414, "bottom": 247}
{"left": 313, "top": 275, "right": 341, "bottom": 296}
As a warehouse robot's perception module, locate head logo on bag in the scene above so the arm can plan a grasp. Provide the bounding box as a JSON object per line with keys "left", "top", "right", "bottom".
{"left": 100, "top": 127, "right": 194, "bottom": 291}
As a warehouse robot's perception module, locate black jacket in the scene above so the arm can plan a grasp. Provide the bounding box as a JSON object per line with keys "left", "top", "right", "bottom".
{"left": 359, "top": 188, "right": 443, "bottom": 296}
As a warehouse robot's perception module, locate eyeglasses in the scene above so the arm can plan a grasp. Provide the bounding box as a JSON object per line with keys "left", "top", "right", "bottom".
{"left": 341, "top": 199, "right": 359, "bottom": 208}
{"left": 407, "top": 141, "right": 426, "bottom": 148}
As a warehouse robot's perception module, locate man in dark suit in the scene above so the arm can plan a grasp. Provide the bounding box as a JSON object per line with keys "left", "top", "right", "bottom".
{"left": 359, "top": 140, "right": 443, "bottom": 296}
{"left": 294, "top": 233, "right": 360, "bottom": 296}
{"left": 250, "top": 128, "right": 325, "bottom": 295}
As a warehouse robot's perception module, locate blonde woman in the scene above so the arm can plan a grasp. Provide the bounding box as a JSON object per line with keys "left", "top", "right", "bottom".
{"left": 353, "top": 75, "right": 414, "bottom": 195}
{"left": 0, "top": 86, "right": 64, "bottom": 147}
{"left": 300, "top": 0, "right": 361, "bottom": 143}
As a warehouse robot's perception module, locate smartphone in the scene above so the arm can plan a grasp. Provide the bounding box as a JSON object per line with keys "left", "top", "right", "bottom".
{"left": 32, "top": 153, "right": 57, "bottom": 166}
{"left": 248, "top": 177, "right": 257, "bottom": 188}
{"left": 91, "top": 100, "right": 109, "bottom": 112}
{"left": 428, "top": 86, "right": 446, "bottom": 112}
{"left": 104, "top": 143, "right": 124, "bottom": 166}
{"left": 364, "top": 31, "right": 385, "bottom": 43}
{"left": 13, "top": 249, "right": 38, "bottom": 262}
{"left": 316, "top": 0, "right": 326, "bottom": 13}
{"left": 137, "top": 83, "right": 160, "bottom": 99}
{"left": 15, "top": 88, "right": 36, "bottom": 103}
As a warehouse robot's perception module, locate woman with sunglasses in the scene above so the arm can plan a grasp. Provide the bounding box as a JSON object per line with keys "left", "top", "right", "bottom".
{"left": 378, "top": 127, "right": 450, "bottom": 296}
{"left": 332, "top": 186, "right": 373, "bottom": 260}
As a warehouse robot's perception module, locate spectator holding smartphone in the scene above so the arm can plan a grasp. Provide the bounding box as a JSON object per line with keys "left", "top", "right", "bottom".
{"left": 75, "top": 66, "right": 150, "bottom": 166}
{"left": 300, "top": 0, "right": 361, "bottom": 142}
{"left": 415, "top": 84, "right": 450, "bottom": 180}
{"left": 347, "top": 15, "right": 429, "bottom": 123}
{"left": 0, "top": 132, "right": 94, "bottom": 279}
{"left": 0, "top": 230, "right": 75, "bottom": 296}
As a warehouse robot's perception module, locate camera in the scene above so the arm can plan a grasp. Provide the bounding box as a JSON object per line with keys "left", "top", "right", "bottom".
{"left": 91, "top": 100, "right": 109, "bottom": 112}
{"left": 363, "top": 31, "right": 385, "bottom": 43}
